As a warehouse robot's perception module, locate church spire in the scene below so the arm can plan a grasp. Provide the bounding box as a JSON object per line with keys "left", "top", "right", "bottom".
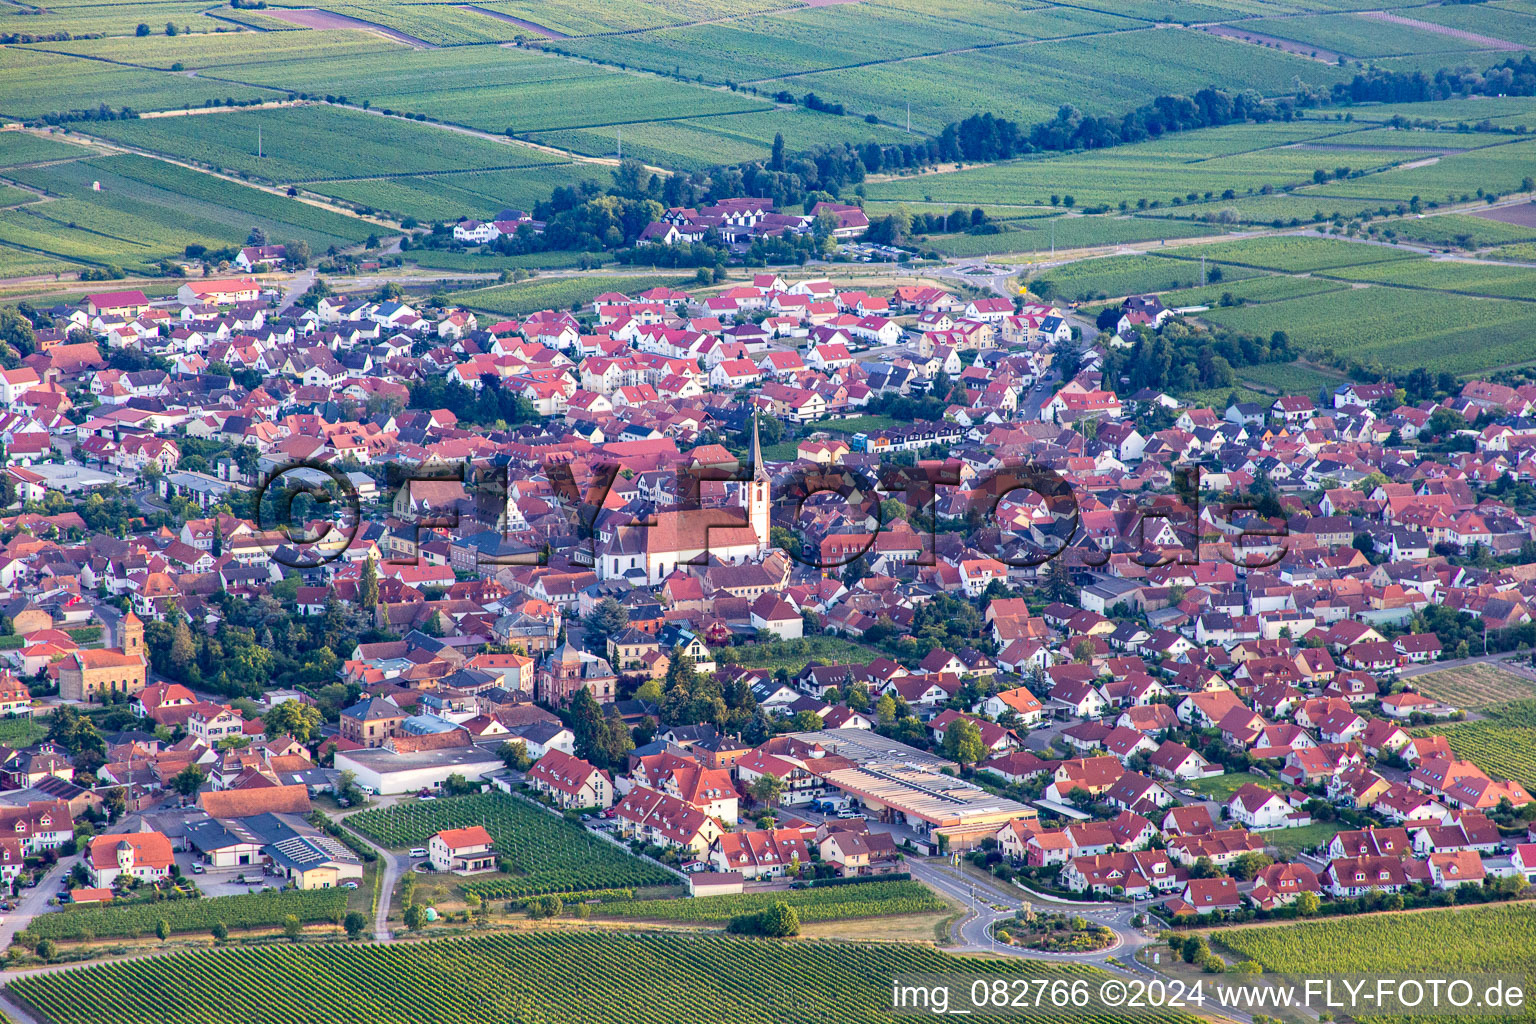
{"left": 751, "top": 413, "right": 768, "bottom": 482}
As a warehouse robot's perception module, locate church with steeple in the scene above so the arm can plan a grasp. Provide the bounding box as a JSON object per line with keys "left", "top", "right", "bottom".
{"left": 594, "top": 417, "right": 772, "bottom": 584}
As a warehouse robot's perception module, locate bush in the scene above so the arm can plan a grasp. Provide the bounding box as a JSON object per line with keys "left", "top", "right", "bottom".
{"left": 726, "top": 901, "right": 800, "bottom": 937}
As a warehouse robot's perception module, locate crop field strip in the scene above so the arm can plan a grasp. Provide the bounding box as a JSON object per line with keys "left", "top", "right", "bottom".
{"left": 592, "top": 880, "right": 948, "bottom": 923}
{"left": 4, "top": 931, "right": 1204, "bottom": 1024}
{"left": 346, "top": 793, "right": 679, "bottom": 898}
{"left": 1410, "top": 700, "right": 1536, "bottom": 791}
{"left": 1410, "top": 664, "right": 1536, "bottom": 708}
{"left": 452, "top": 273, "right": 699, "bottom": 316}
{"left": 307, "top": 165, "right": 604, "bottom": 223}
{"left": 0, "top": 48, "right": 285, "bottom": 121}
{"left": 73, "top": 104, "right": 571, "bottom": 184}
{"left": 0, "top": 151, "right": 372, "bottom": 266}
{"left": 1218, "top": 902, "right": 1536, "bottom": 975}
{"left": 26, "top": 889, "right": 350, "bottom": 941}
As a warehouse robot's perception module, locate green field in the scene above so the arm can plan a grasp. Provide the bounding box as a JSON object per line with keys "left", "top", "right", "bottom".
{"left": 406, "top": 249, "right": 609, "bottom": 272}
{"left": 1186, "top": 773, "right": 1281, "bottom": 801}
{"left": 1153, "top": 273, "right": 1354, "bottom": 308}
{"left": 526, "top": 109, "right": 912, "bottom": 172}
{"left": 1411, "top": 700, "right": 1536, "bottom": 792}
{"left": 1173, "top": 235, "right": 1423, "bottom": 272}
{"left": 594, "top": 880, "right": 947, "bottom": 923}
{"left": 0, "top": 245, "right": 78, "bottom": 279}
{"left": 25, "top": 889, "right": 349, "bottom": 942}
{"left": 1030, "top": 253, "right": 1259, "bottom": 302}
{"left": 26, "top": 30, "right": 403, "bottom": 69}
{"left": 1325, "top": 257, "right": 1536, "bottom": 300}
{"left": 77, "top": 105, "right": 566, "bottom": 184}
{"left": 346, "top": 793, "right": 678, "bottom": 898}
{"left": 0, "top": 49, "right": 282, "bottom": 121}
{"left": 549, "top": 3, "right": 1138, "bottom": 88}
{"left": 309, "top": 165, "right": 600, "bottom": 223}
{"left": 1199, "top": 283, "right": 1536, "bottom": 375}
{"left": 915, "top": 216, "right": 1220, "bottom": 257}
{"left": 716, "top": 634, "right": 887, "bottom": 674}
{"left": 1382, "top": 212, "right": 1536, "bottom": 249}
{"left": 1219, "top": 903, "right": 1536, "bottom": 974}
{"left": 1236, "top": 360, "right": 1349, "bottom": 397}
{"left": 1263, "top": 821, "right": 1346, "bottom": 861}
{"left": 0, "top": 131, "right": 99, "bottom": 169}
{"left": 1, "top": 2, "right": 233, "bottom": 41}
{"left": 1243, "top": 12, "right": 1488, "bottom": 57}
{"left": 5, "top": 931, "right": 1199, "bottom": 1024}
{"left": 454, "top": 274, "right": 696, "bottom": 316}
{"left": 866, "top": 131, "right": 1413, "bottom": 211}
{"left": 1308, "top": 138, "right": 1536, "bottom": 203}
{"left": 0, "top": 152, "right": 371, "bottom": 266}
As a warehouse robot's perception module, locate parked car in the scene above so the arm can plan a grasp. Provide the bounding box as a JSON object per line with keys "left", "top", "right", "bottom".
{"left": 341, "top": 881, "right": 359, "bottom": 889}
{"left": 191, "top": 863, "right": 205, "bottom": 874}
{"left": 408, "top": 847, "right": 428, "bottom": 858}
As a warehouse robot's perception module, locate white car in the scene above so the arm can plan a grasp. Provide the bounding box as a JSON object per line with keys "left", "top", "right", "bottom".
{"left": 408, "top": 847, "right": 427, "bottom": 858}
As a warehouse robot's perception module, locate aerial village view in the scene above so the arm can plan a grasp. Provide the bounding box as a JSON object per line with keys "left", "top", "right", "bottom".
{"left": 0, "top": 0, "right": 1534, "bottom": 1021}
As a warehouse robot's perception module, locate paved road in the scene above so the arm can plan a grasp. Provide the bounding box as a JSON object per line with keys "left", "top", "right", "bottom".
{"left": 278, "top": 267, "right": 317, "bottom": 313}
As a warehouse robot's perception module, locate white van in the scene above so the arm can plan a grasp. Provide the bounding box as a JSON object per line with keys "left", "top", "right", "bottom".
{"left": 408, "top": 847, "right": 427, "bottom": 858}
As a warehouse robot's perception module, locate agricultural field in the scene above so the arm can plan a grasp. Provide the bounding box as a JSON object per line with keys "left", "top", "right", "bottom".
{"left": 375, "top": 76, "right": 771, "bottom": 137}
{"left": 923, "top": 215, "right": 1220, "bottom": 257}
{"left": 1234, "top": 360, "right": 1349, "bottom": 397}
{"left": 1409, "top": 2, "right": 1536, "bottom": 49}
{"left": 405, "top": 249, "right": 608, "bottom": 272}
{"left": 1489, "top": 242, "right": 1536, "bottom": 262}
{"left": 77, "top": 105, "right": 566, "bottom": 184}
{"left": 0, "top": 153, "right": 371, "bottom": 264}
{"left": 549, "top": 3, "right": 1139, "bottom": 87}
{"left": 26, "top": 889, "right": 350, "bottom": 942}
{"left": 526, "top": 109, "right": 912, "bottom": 172}
{"left": 0, "top": 131, "right": 99, "bottom": 168}
{"left": 1325, "top": 257, "right": 1536, "bottom": 300}
{"left": 1149, "top": 190, "right": 1407, "bottom": 227}
{"left": 1241, "top": 12, "right": 1489, "bottom": 57}
{"left": 593, "top": 880, "right": 947, "bottom": 923}
{"left": 716, "top": 635, "right": 887, "bottom": 675}
{"left": 0, "top": 48, "right": 282, "bottom": 121}
{"left": 1381, "top": 212, "right": 1536, "bottom": 249}
{"left": 1198, "top": 283, "right": 1536, "bottom": 375}
{"left": 453, "top": 274, "right": 696, "bottom": 316}
{"left": 1411, "top": 663, "right": 1536, "bottom": 708}
{"left": 1030, "top": 253, "right": 1260, "bottom": 302}
{"left": 308, "top": 165, "right": 600, "bottom": 223}
{"left": 5, "top": 932, "right": 1196, "bottom": 1024}
{"left": 346, "top": 793, "right": 678, "bottom": 898}
{"left": 1218, "top": 903, "right": 1536, "bottom": 975}
{"left": 773, "top": 29, "right": 1354, "bottom": 133}
{"left": 1309, "top": 138, "right": 1536, "bottom": 203}
{"left": 0, "top": 1, "right": 231, "bottom": 41}
{"left": 28, "top": 30, "right": 404, "bottom": 71}
{"left": 468, "top": 0, "right": 792, "bottom": 36}
{"left": 1412, "top": 700, "right": 1536, "bottom": 791}
{"left": 866, "top": 130, "right": 1414, "bottom": 211}
{"left": 1153, "top": 272, "right": 1354, "bottom": 308}
{"left": 1179, "top": 235, "right": 1421, "bottom": 272}
{"left": 0, "top": 245, "right": 78, "bottom": 279}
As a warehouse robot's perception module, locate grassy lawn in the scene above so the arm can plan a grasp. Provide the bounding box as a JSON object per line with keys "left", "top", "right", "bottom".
{"left": 1186, "top": 773, "right": 1281, "bottom": 802}
{"left": 716, "top": 635, "right": 885, "bottom": 674}
{"left": 819, "top": 415, "right": 903, "bottom": 436}
{"left": 1263, "top": 821, "right": 1345, "bottom": 861}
